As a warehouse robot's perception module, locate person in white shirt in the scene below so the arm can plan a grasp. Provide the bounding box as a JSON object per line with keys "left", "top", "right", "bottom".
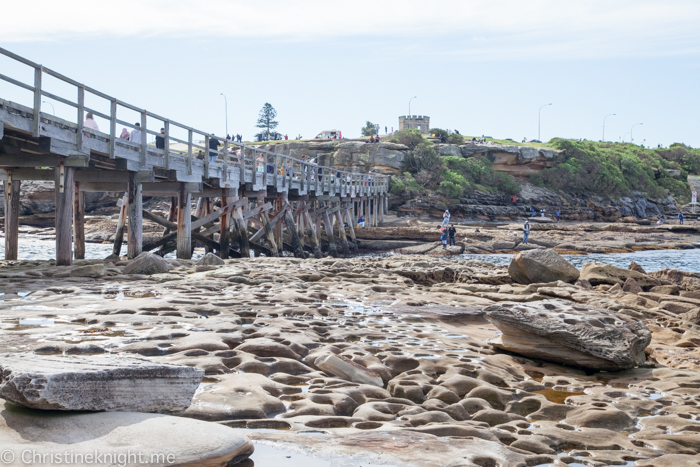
{"left": 130, "top": 123, "right": 142, "bottom": 144}
{"left": 84, "top": 112, "right": 99, "bottom": 131}
{"left": 442, "top": 209, "right": 451, "bottom": 227}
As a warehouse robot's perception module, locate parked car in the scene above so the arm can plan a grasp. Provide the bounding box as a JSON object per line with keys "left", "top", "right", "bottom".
{"left": 314, "top": 130, "right": 342, "bottom": 140}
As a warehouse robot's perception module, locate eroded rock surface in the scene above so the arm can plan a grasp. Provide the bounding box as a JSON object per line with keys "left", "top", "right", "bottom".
{"left": 484, "top": 299, "right": 651, "bottom": 370}
{"left": 508, "top": 249, "right": 579, "bottom": 284}
{"left": 0, "top": 354, "right": 202, "bottom": 413}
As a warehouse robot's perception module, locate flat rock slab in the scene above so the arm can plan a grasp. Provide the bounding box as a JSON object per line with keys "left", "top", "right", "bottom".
{"left": 0, "top": 354, "right": 203, "bottom": 413}
{"left": 0, "top": 400, "right": 253, "bottom": 467}
{"left": 315, "top": 354, "right": 384, "bottom": 387}
{"left": 484, "top": 299, "right": 651, "bottom": 371}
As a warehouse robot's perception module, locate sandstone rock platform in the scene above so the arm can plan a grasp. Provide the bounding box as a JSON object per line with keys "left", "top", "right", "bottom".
{"left": 484, "top": 299, "right": 651, "bottom": 370}
{"left": 0, "top": 354, "right": 203, "bottom": 413}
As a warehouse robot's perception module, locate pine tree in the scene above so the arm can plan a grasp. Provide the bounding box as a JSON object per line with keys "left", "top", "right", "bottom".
{"left": 256, "top": 103, "right": 279, "bottom": 140}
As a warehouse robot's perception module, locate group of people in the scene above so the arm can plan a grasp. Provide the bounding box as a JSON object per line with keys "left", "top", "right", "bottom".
{"left": 368, "top": 135, "right": 381, "bottom": 143}
{"left": 439, "top": 209, "right": 456, "bottom": 249}
{"left": 226, "top": 134, "right": 243, "bottom": 143}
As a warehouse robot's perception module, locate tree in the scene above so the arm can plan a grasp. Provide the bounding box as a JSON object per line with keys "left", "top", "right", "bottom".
{"left": 256, "top": 103, "right": 279, "bottom": 140}
{"left": 361, "top": 121, "right": 378, "bottom": 137}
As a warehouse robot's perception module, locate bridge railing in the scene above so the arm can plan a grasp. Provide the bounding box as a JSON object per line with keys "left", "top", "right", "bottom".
{"left": 0, "top": 47, "right": 389, "bottom": 195}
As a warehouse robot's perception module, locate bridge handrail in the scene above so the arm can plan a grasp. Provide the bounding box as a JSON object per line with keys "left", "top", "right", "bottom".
{"left": 0, "top": 46, "right": 389, "bottom": 194}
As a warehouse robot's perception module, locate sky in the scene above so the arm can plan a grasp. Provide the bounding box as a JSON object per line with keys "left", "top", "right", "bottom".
{"left": 1, "top": 0, "right": 699, "bottom": 147}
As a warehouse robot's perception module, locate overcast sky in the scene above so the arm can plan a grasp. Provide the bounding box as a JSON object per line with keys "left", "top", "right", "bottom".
{"left": 1, "top": 0, "right": 699, "bottom": 146}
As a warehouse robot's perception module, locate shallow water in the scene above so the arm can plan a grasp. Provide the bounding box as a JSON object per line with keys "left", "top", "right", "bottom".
{"left": 0, "top": 236, "right": 204, "bottom": 261}
{"left": 458, "top": 248, "right": 700, "bottom": 272}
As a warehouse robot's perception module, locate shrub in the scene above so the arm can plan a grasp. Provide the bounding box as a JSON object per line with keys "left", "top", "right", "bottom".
{"left": 361, "top": 121, "right": 378, "bottom": 137}
{"left": 430, "top": 128, "right": 448, "bottom": 138}
{"left": 439, "top": 180, "right": 464, "bottom": 198}
{"left": 404, "top": 143, "right": 444, "bottom": 175}
{"left": 390, "top": 172, "right": 422, "bottom": 195}
{"left": 387, "top": 129, "right": 425, "bottom": 149}
{"left": 446, "top": 133, "right": 464, "bottom": 145}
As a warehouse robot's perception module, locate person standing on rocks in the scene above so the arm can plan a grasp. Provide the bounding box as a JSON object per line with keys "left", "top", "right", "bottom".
{"left": 442, "top": 209, "right": 451, "bottom": 227}
{"left": 440, "top": 230, "right": 448, "bottom": 249}
{"left": 448, "top": 226, "right": 456, "bottom": 246}
{"left": 556, "top": 210, "right": 560, "bottom": 222}
{"left": 679, "top": 212, "right": 684, "bottom": 225}
{"left": 523, "top": 220, "right": 531, "bottom": 244}
{"left": 530, "top": 206, "right": 535, "bottom": 217}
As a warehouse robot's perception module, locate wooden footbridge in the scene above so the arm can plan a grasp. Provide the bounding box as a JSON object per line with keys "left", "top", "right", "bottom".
{"left": 0, "top": 47, "right": 389, "bottom": 264}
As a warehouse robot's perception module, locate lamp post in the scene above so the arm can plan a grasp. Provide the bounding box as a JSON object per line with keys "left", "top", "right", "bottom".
{"left": 602, "top": 113, "right": 616, "bottom": 141}
{"left": 538, "top": 103, "right": 552, "bottom": 141}
{"left": 42, "top": 100, "right": 55, "bottom": 115}
{"left": 631, "top": 123, "right": 643, "bottom": 143}
{"left": 409, "top": 96, "right": 417, "bottom": 116}
{"left": 220, "top": 93, "right": 228, "bottom": 137}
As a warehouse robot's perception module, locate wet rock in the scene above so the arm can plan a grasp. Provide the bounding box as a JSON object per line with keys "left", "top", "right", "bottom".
{"left": 123, "top": 252, "right": 171, "bottom": 275}
{"left": 0, "top": 354, "right": 203, "bottom": 413}
{"left": 622, "top": 277, "right": 643, "bottom": 294}
{"left": 0, "top": 400, "right": 253, "bottom": 466}
{"left": 507, "top": 249, "right": 579, "bottom": 285}
{"left": 580, "top": 262, "right": 660, "bottom": 288}
{"left": 69, "top": 264, "right": 105, "bottom": 278}
{"left": 484, "top": 299, "right": 652, "bottom": 370}
{"left": 315, "top": 354, "right": 383, "bottom": 387}
{"left": 184, "top": 373, "right": 289, "bottom": 421}
{"left": 198, "top": 252, "right": 225, "bottom": 266}
{"left": 629, "top": 261, "right": 647, "bottom": 274}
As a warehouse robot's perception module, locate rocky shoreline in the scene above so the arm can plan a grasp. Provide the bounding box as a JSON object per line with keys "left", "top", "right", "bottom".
{"left": 1, "top": 249, "right": 700, "bottom": 466}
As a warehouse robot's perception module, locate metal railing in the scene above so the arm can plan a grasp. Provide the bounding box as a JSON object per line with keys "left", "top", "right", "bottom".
{"left": 0, "top": 46, "right": 389, "bottom": 196}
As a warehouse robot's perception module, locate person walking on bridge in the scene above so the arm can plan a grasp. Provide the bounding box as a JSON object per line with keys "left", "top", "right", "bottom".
{"left": 523, "top": 220, "right": 531, "bottom": 244}
{"left": 156, "top": 128, "right": 165, "bottom": 149}
{"left": 84, "top": 112, "right": 99, "bottom": 131}
{"left": 209, "top": 134, "right": 221, "bottom": 163}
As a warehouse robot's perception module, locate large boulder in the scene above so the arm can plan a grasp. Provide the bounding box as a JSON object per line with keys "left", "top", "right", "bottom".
{"left": 0, "top": 354, "right": 203, "bottom": 413}
{"left": 507, "top": 249, "right": 579, "bottom": 284}
{"left": 580, "top": 262, "right": 660, "bottom": 288}
{"left": 649, "top": 268, "right": 700, "bottom": 291}
{"left": 315, "top": 354, "right": 384, "bottom": 387}
{"left": 0, "top": 400, "right": 253, "bottom": 466}
{"left": 123, "top": 252, "right": 171, "bottom": 275}
{"left": 483, "top": 299, "right": 651, "bottom": 371}
{"left": 198, "top": 252, "right": 225, "bottom": 266}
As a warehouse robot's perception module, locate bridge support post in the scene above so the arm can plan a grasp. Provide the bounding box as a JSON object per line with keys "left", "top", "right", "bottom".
{"left": 261, "top": 210, "right": 279, "bottom": 257}
{"left": 322, "top": 202, "right": 338, "bottom": 257}
{"left": 335, "top": 209, "right": 350, "bottom": 257}
{"left": 55, "top": 167, "right": 75, "bottom": 266}
{"left": 112, "top": 194, "right": 127, "bottom": 257}
{"left": 73, "top": 182, "right": 85, "bottom": 260}
{"left": 233, "top": 192, "right": 250, "bottom": 258}
{"left": 378, "top": 195, "right": 384, "bottom": 224}
{"left": 127, "top": 173, "right": 143, "bottom": 259}
{"left": 284, "top": 206, "right": 306, "bottom": 258}
{"left": 219, "top": 193, "right": 232, "bottom": 259}
{"left": 303, "top": 209, "right": 323, "bottom": 258}
{"left": 176, "top": 185, "right": 192, "bottom": 259}
{"left": 3, "top": 177, "right": 20, "bottom": 261}
{"left": 345, "top": 207, "right": 358, "bottom": 252}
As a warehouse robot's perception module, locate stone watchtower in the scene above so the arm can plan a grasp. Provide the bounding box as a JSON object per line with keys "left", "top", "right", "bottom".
{"left": 398, "top": 115, "right": 430, "bottom": 135}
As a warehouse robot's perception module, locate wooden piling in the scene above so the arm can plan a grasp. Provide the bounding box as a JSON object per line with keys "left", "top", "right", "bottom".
{"left": 3, "top": 177, "right": 20, "bottom": 261}
{"left": 284, "top": 207, "right": 306, "bottom": 258}
{"left": 322, "top": 202, "right": 338, "bottom": 257}
{"left": 335, "top": 208, "right": 350, "bottom": 257}
{"left": 344, "top": 208, "right": 358, "bottom": 252}
{"left": 220, "top": 193, "right": 232, "bottom": 259}
{"left": 261, "top": 210, "right": 279, "bottom": 257}
{"left": 303, "top": 210, "right": 323, "bottom": 258}
{"left": 233, "top": 202, "right": 250, "bottom": 257}
{"left": 176, "top": 185, "right": 192, "bottom": 259}
{"left": 55, "top": 166, "right": 75, "bottom": 266}
{"left": 112, "top": 194, "right": 127, "bottom": 257}
{"left": 73, "top": 182, "right": 85, "bottom": 260}
{"left": 127, "top": 173, "right": 143, "bottom": 259}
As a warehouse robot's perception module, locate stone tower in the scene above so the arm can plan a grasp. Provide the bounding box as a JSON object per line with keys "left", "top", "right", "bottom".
{"left": 398, "top": 115, "right": 430, "bottom": 135}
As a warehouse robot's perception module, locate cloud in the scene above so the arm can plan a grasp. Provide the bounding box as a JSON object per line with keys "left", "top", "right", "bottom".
{"left": 2, "top": 0, "right": 699, "bottom": 59}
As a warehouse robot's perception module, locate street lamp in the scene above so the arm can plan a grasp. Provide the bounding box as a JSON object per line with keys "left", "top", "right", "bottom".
{"left": 631, "top": 123, "right": 643, "bottom": 143}
{"left": 538, "top": 103, "right": 552, "bottom": 141}
{"left": 602, "top": 113, "right": 616, "bottom": 142}
{"left": 42, "top": 100, "right": 55, "bottom": 115}
{"left": 409, "top": 96, "right": 417, "bottom": 116}
{"left": 220, "top": 93, "right": 228, "bottom": 137}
